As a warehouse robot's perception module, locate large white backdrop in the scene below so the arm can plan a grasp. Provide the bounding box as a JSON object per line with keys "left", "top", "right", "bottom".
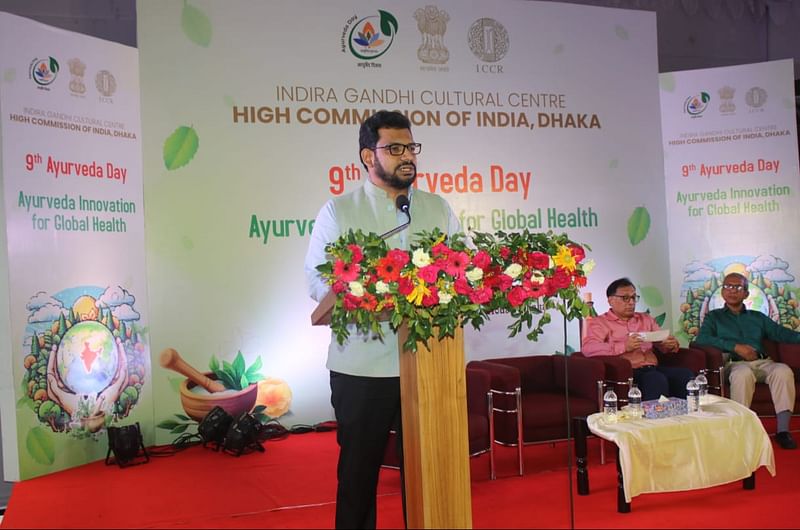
{"left": 138, "top": 0, "right": 668, "bottom": 440}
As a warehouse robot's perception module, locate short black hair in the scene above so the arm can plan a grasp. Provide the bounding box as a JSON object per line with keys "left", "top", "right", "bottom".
{"left": 606, "top": 277, "right": 634, "bottom": 297}
{"left": 359, "top": 110, "right": 411, "bottom": 168}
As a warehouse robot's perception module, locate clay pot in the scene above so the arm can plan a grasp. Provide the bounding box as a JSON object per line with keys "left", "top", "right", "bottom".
{"left": 179, "top": 372, "right": 257, "bottom": 422}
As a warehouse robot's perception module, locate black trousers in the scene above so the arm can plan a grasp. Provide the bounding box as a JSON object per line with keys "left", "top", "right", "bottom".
{"left": 330, "top": 371, "right": 404, "bottom": 529}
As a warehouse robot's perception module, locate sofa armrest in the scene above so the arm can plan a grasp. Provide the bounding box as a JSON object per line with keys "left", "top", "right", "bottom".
{"left": 777, "top": 343, "right": 800, "bottom": 377}
{"left": 465, "top": 366, "right": 491, "bottom": 418}
{"left": 689, "top": 342, "right": 725, "bottom": 367}
{"left": 466, "top": 360, "right": 521, "bottom": 446}
{"left": 655, "top": 347, "right": 705, "bottom": 374}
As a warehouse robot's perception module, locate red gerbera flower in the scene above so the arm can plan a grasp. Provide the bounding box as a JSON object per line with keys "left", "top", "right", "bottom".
{"left": 445, "top": 251, "right": 470, "bottom": 277}
{"left": 376, "top": 256, "right": 401, "bottom": 282}
{"left": 333, "top": 259, "right": 360, "bottom": 282}
{"left": 360, "top": 293, "right": 378, "bottom": 311}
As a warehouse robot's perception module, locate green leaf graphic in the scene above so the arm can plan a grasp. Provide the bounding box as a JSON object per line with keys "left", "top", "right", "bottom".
{"left": 639, "top": 285, "right": 664, "bottom": 307}
{"left": 49, "top": 57, "right": 59, "bottom": 74}
{"left": 700, "top": 92, "right": 711, "bottom": 103}
{"left": 181, "top": 2, "right": 212, "bottom": 47}
{"left": 654, "top": 313, "right": 666, "bottom": 327}
{"left": 627, "top": 206, "right": 650, "bottom": 246}
{"left": 163, "top": 126, "right": 199, "bottom": 170}
{"left": 26, "top": 427, "right": 55, "bottom": 466}
{"left": 379, "top": 10, "right": 399, "bottom": 37}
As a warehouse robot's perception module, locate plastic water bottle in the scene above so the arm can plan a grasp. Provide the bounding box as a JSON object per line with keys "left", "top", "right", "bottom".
{"left": 627, "top": 383, "right": 643, "bottom": 419}
{"left": 603, "top": 388, "right": 618, "bottom": 422}
{"left": 695, "top": 370, "right": 708, "bottom": 404}
{"left": 686, "top": 379, "right": 700, "bottom": 413}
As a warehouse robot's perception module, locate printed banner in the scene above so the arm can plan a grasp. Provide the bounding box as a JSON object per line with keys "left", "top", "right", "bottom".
{"left": 137, "top": 0, "right": 667, "bottom": 440}
{"left": 660, "top": 60, "right": 800, "bottom": 343}
{"left": 0, "top": 13, "right": 151, "bottom": 480}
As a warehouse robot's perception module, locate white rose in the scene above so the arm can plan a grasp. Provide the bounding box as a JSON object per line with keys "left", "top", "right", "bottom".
{"left": 375, "top": 281, "right": 390, "bottom": 294}
{"left": 466, "top": 267, "right": 484, "bottom": 283}
{"left": 412, "top": 248, "right": 432, "bottom": 268}
{"left": 438, "top": 291, "right": 453, "bottom": 305}
{"left": 530, "top": 271, "right": 545, "bottom": 284}
{"left": 504, "top": 263, "right": 523, "bottom": 279}
{"left": 583, "top": 259, "right": 596, "bottom": 275}
{"left": 348, "top": 281, "right": 365, "bottom": 297}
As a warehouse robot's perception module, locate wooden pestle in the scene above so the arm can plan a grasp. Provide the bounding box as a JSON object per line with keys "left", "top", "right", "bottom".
{"left": 159, "top": 348, "right": 226, "bottom": 393}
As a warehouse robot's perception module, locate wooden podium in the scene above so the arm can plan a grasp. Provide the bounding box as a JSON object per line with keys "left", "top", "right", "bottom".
{"left": 312, "top": 293, "right": 472, "bottom": 529}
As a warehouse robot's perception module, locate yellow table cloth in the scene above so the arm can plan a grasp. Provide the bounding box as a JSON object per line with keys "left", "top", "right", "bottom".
{"left": 587, "top": 395, "right": 775, "bottom": 502}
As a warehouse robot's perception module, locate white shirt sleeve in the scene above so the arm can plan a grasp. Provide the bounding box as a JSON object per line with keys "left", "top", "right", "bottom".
{"left": 304, "top": 199, "right": 338, "bottom": 302}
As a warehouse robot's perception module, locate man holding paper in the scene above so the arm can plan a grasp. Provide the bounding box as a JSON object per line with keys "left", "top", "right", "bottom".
{"left": 583, "top": 277, "right": 694, "bottom": 400}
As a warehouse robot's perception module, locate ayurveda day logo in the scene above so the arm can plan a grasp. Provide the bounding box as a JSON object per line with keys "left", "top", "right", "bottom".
{"left": 29, "top": 56, "right": 59, "bottom": 87}
{"left": 678, "top": 255, "right": 800, "bottom": 341}
{"left": 684, "top": 91, "right": 710, "bottom": 116}
{"left": 344, "top": 10, "right": 399, "bottom": 61}
{"left": 20, "top": 285, "right": 148, "bottom": 450}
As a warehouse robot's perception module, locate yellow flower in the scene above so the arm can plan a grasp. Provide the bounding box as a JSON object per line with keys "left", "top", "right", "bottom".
{"left": 552, "top": 245, "right": 577, "bottom": 272}
{"left": 406, "top": 277, "right": 431, "bottom": 306}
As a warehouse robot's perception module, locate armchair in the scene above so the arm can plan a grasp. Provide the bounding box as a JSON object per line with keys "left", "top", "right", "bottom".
{"left": 691, "top": 338, "right": 800, "bottom": 418}
{"left": 382, "top": 364, "right": 496, "bottom": 479}
{"left": 470, "top": 354, "right": 604, "bottom": 475}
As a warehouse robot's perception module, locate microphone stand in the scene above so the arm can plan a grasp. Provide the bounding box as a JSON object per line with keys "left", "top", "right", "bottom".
{"left": 379, "top": 196, "right": 411, "bottom": 240}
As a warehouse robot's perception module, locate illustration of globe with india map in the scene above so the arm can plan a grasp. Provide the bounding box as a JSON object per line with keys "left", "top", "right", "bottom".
{"left": 56, "top": 321, "right": 118, "bottom": 395}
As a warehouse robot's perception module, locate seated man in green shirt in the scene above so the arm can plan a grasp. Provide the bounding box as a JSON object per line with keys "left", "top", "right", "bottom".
{"left": 695, "top": 272, "right": 798, "bottom": 450}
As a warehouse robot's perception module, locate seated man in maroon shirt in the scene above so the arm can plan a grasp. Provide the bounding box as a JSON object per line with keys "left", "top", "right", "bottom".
{"left": 583, "top": 278, "right": 694, "bottom": 400}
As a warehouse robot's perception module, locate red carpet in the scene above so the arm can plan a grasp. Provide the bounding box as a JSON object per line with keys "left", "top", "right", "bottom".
{"left": 2, "top": 421, "right": 798, "bottom": 529}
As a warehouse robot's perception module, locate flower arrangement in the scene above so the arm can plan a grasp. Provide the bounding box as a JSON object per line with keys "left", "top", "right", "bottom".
{"left": 316, "top": 228, "right": 594, "bottom": 352}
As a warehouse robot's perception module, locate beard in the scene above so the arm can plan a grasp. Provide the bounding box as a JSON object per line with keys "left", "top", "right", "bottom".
{"left": 374, "top": 158, "right": 416, "bottom": 190}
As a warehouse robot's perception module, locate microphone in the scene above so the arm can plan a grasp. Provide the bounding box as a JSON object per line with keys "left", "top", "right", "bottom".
{"left": 379, "top": 194, "right": 412, "bottom": 240}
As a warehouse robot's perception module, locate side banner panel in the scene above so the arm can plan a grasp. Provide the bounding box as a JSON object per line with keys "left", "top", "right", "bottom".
{"left": 0, "top": 13, "right": 151, "bottom": 480}
{"left": 661, "top": 60, "right": 800, "bottom": 343}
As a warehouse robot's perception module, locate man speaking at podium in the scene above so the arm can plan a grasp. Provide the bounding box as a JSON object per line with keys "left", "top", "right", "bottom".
{"left": 304, "top": 110, "right": 461, "bottom": 528}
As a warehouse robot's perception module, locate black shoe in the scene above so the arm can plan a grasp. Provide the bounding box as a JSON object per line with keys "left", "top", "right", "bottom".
{"left": 775, "top": 431, "right": 797, "bottom": 450}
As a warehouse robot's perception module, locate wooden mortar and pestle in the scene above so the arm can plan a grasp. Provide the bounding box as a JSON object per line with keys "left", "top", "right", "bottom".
{"left": 159, "top": 348, "right": 226, "bottom": 392}
{"left": 159, "top": 348, "right": 257, "bottom": 421}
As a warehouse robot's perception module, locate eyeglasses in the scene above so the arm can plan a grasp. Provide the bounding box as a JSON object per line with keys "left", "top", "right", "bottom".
{"left": 722, "top": 284, "right": 745, "bottom": 292}
{"left": 611, "top": 294, "right": 640, "bottom": 303}
{"left": 373, "top": 143, "right": 422, "bottom": 156}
